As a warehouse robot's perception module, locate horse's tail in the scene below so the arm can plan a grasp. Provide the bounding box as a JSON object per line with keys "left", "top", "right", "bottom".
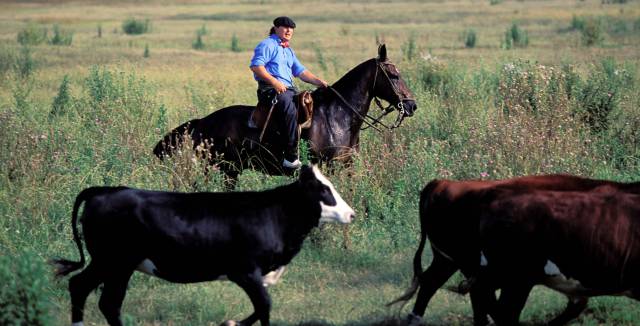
{"left": 153, "top": 119, "right": 199, "bottom": 159}
{"left": 50, "top": 186, "right": 128, "bottom": 278}
{"left": 387, "top": 180, "right": 437, "bottom": 307}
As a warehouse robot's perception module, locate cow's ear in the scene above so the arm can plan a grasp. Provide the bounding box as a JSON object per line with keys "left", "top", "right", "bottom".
{"left": 299, "top": 165, "right": 315, "bottom": 184}
{"left": 378, "top": 44, "right": 387, "bottom": 62}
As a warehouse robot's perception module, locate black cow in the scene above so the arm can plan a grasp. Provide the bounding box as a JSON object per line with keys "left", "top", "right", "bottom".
{"left": 388, "top": 175, "right": 640, "bottom": 326}
{"left": 52, "top": 165, "right": 355, "bottom": 326}
{"left": 477, "top": 188, "right": 640, "bottom": 325}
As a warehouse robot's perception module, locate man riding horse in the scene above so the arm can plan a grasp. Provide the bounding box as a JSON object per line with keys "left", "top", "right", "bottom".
{"left": 250, "top": 16, "right": 328, "bottom": 169}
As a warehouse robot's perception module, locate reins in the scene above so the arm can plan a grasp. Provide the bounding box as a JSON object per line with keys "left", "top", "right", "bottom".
{"left": 327, "top": 86, "right": 384, "bottom": 133}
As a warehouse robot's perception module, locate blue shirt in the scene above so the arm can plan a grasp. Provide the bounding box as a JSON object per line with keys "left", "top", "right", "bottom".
{"left": 250, "top": 34, "right": 306, "bottom": 88}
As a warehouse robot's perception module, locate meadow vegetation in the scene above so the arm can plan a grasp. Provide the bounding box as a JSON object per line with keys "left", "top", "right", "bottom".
{"left": 0, "top": 0, "right": 639, "bottom": 325}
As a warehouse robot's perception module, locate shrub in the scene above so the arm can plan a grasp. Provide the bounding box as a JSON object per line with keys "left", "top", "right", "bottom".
{"left": 17, "top": 23, "right": 47, "bottom": 45}
{"left": 0, "top": 251, "right": 51, "bottom": 326}
{"left": 462, "top": 29, "right": 477, "bottom": 48}
{"left": 570, "top": 15, "right": 586, "bottom": 31}
{"left": 192, "top": 33, "right": 205, "bottom": 50}
{"left": 16, "top": 45, "right": 35, "bottom": 78}
{"left": 230, "top": 33, "right": 241, "bottom": 52}
{"left": 415, "top": 58, "right": 460, "bottom": 100}
{"left": 402, "top": 32, "right": 417, "bottom": 61}
{"left": 502, "top": 22, "right": 528, "bottom": 49}
{"left": 50, "top": 74, "right": 72, "bottom": 116}
{"left": 313, "top": 43, "right": 328, "bottom": 72}
{"left": 196, "top": 24, "right": 208, "bottom": 37}
{"left": 122, "top": 18, "right": 150, "bottom": 35}
{"left": 561, "top": 62, "right": 582, "bottom": 100}
{"left": 49, "top": 24, "right": 73, "bottom": 46}
{"left": 581, "top": 18, "right": 604, "bottom": 46}
{"left": 576, "top": 58, "right": 633, "bottom": 132}
{"left": 0, "top": 45, "right": 15, "bottom": 78}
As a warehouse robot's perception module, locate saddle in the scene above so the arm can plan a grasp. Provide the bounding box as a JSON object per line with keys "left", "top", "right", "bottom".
{"left": 249, "top": 91, "right": 314, "bottom": 134}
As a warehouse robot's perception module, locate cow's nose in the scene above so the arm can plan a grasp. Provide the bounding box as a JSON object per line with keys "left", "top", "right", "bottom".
{"left": 346, "top": 211, "right": 356, "bottom": 223}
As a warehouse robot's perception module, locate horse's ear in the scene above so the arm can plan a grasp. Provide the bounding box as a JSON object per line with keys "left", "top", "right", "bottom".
{"left": 378, "top": 44, "right": 387, "bottom": 62}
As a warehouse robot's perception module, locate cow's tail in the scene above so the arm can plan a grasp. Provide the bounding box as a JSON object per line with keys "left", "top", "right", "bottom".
{"left": 50, "top": 186, "right": 126, "bottom": 278}
{"left": 153, "top": 119, "right": 198, "bottom": 159}
{"left": 386, "top": 182, "right": 434, "bottom": 307}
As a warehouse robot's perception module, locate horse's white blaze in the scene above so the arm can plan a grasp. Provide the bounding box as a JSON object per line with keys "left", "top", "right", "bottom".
{"left": 262, "top": 266, "right": 286, "bottom": 287}
{"left": 313, "top": 166, "right": 354, "bottom": 224}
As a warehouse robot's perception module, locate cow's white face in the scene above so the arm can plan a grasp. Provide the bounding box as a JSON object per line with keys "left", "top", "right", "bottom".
{"left": 311, "top": 166, "right": 355, "bottom": 224}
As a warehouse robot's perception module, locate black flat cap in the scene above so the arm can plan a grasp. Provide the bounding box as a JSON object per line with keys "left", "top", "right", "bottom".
{"left": 273, "top": 16, "right": 296, "bottom": 28}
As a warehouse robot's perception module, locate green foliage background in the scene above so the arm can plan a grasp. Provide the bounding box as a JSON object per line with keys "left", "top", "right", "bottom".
{"left": 0, "top": 0, "right": 639, "bottom": 325}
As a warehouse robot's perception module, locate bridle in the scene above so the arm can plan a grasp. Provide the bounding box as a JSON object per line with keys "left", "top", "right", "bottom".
{"left": 328, "top": 59, "right": 414, "bottom": 133}
{"left": 368, "top": 59, "right": 415, "bottom": 130}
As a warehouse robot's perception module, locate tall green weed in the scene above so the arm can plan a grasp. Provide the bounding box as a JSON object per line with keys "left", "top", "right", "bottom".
{"left": 0, "top": 251, "right": 51, "bottom": 326}
{"left": 17, "top": 23, "right": 47, "bottom": 46}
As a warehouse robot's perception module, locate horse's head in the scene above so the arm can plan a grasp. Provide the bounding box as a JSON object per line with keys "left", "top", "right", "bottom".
{"left": 373, "top": 44, "right": 417, "bottom": 119}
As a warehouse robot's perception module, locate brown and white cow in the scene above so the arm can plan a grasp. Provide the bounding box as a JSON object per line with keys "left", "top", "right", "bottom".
{"left": 389, "top": 175, "right": 640, "bottom": 326}
{"left": 478, "top": 188, "right": 640, "bottom": 325}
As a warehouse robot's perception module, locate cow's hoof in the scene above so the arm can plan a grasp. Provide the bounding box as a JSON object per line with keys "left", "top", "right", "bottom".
{"left": 220, "top": 320, "right": 238, "bottom": 326}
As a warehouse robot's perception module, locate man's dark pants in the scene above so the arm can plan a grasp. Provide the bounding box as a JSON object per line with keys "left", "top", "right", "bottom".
{"left": 257, "top": 88, "right": 298, "bottom": 162}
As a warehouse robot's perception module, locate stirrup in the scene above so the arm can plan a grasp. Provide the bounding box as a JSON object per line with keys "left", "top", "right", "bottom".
{"left": 282, "top": 158, "right": 301, "bottom": 169}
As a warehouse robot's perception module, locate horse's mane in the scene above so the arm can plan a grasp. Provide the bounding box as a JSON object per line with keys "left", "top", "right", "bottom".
{"left": 311, "top": 57, "right": 376, "bottom": 101}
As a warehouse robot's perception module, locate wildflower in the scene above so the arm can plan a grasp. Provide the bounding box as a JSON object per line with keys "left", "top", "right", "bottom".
{"left": 480, "top": 172, "right": 489, "bottom": 178}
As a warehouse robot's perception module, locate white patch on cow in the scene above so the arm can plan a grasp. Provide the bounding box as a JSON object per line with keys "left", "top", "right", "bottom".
{"left": 542, "top": 260, "right": 588, "bottom": 295}
{"left": 136, "top": 259, "right": 159, "bottom": 276}
{"left": 71, "top": 322, "right": 84, "bottom": 326}
{"left": 544, "top": 260, "right": 561, "bottom": 275}
{"left": 262, "top": 266, "right": 286, "bottom": 287}
{"left": 312, "top": 165, "right": 355, "bottom": 224}
{"left": 480, "top": 251, "right": 488, "bottom": 266}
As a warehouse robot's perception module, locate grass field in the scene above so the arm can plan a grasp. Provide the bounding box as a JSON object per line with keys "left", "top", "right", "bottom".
{"left": 1, "top": 0, "right": 640, "bottom": 325}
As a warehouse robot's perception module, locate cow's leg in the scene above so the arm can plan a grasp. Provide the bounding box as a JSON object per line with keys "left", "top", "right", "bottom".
{"left": 69, "top": 261, "right": 104, "bottom": 325}
{"left": 409, "top": 252, "right": 458, "bottom": 326}
{"left": 229, "top": 270, "right": 272, "bottom": 326}
{"left": 98, "top": 269, "right": 134, "bottom": 326}
{"left": 493, "top": 282, "right": 534, "bottom": 326}
{"left": 468, "top": 276, "right": 497, "bottom": 326}
{"left": 547, "top": 295, "right": 588, "bottom": 326}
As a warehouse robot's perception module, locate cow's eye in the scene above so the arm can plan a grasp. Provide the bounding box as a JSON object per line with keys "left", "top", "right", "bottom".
{"left": 319, "top": 184, "right": 337, "bottom": 206}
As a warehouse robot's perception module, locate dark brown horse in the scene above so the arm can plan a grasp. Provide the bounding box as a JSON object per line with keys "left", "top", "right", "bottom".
{"left": 153, "top": 44, "right": 416, "bottom": 187}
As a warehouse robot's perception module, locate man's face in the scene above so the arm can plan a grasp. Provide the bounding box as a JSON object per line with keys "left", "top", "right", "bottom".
{"left": 275, "top": 26, "right": 294, "bottom": 42}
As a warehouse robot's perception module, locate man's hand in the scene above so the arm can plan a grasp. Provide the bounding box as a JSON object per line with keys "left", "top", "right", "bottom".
{"left": 250, "top": 65, "right": 287, "bottom": 93}
{"left": 272, "top": 80, "right": 288, "bottom": 94}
